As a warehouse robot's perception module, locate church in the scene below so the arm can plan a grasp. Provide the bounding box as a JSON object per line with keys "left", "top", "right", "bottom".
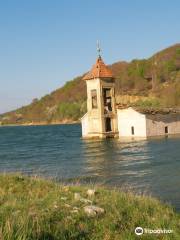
{"left": 81, "top": 53, "right": 180, "bottom": 139}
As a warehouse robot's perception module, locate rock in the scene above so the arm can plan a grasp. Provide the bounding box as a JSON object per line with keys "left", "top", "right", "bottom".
{"left": 64, "top": 204, "right": 71, "bottom": 208}
{"left": 71, "top": 209, "right": 79, "bottom": 213}
{"left": 74, "top": 193, "right": 92, "bottom": 203}
{"left": 84, "top": 205, "right": 105, "bottom": 217}
{"left": 84, "top": 206, "right": 96, "bottom": 217}
{"left": 80, "top": 198, "right": 92, "bottom": 204}
{"left": 61, "top": 197, "right": 67, "bottom": 200}
{"left": 87, "top": 189, "right": 96, "bottom": 197}
{"left": 74, "top": 193, "right": 81, "bottom": 200}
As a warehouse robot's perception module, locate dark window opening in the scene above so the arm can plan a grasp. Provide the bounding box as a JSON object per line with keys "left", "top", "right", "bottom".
{"left": 105, "top": 118, "right": 112, "bottom": 132}
{"left": 131, "top": 126, "right": 135, "bottom": 135}
{"left": 103, "top": 88, "right": 112, "bottom": 112}
{"left": 91, "top": 90, "right": 97, "bottom": 108}
{"left": 165, "top": 126, "right": 168, "bottom": 134}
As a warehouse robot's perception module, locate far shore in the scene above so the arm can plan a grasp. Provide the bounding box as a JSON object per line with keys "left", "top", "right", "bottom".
{"left": 0, "top": 120, "right": 80, "bottom": 127}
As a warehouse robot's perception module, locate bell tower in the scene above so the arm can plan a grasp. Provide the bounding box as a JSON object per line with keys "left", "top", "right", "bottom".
{"left": 81, "top": 47, "right": 118, "bottom": 138}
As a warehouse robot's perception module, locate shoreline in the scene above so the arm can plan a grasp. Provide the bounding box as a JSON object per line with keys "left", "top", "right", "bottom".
{"left": 0, "top": 120, "right": 80, "bottom": 127}
{"left": 0, "top": 173, "right": 179, "bottom": 239}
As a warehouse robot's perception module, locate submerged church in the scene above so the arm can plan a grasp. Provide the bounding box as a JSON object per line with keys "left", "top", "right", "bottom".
{"left": 81, "top": 53, "right": 180, "bottom": 139}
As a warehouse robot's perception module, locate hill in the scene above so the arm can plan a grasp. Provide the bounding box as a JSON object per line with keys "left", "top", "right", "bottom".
{"left": 0, "top": 43, "right": 180, "bottom": 125}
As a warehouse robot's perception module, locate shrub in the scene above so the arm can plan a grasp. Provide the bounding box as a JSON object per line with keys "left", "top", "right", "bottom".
{"left": 134, "top": 98, "right": 161, "bottom": 108}
{"left": 57, "top": 102, "right": 85, "bottom": 120}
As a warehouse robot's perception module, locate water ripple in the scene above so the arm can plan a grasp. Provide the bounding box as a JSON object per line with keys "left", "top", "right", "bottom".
{"left": 0, "top": 124, "right": 180, "bottom": 211}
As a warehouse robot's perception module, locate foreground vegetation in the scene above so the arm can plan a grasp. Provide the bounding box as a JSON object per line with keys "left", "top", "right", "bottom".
{"left": 0, "top": 43, "right": 180, "bottom": 125}
{"left": 0, "top": 174, "right": 179, "bottom": 239}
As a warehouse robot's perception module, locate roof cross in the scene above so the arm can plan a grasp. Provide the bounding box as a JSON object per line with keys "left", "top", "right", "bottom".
{"left": 97, "top": 40, "right": 101, "bottom": 57}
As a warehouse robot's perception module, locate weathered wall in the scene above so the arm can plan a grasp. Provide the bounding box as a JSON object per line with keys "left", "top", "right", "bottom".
{"left": 86, "top": 79, "right": 100, "bottom": 114}
{"left": 81, "top": 78, "right": 111, "bottom": 137}
{"left": 81, "top": 77, "right": 118, "bottom": 138}
{"left": 146, "top": 114, "right": 180, "bottom": 136}
{"left": 81, "top": 113, "right": 88, "bottom": 137}
{"left": 83, "top": 104, "right": 180, "bottom": 138}
{"left": 117, "top": 108, "right": 147, "bottom": 137}
{"left": 81, "top": 113, "right": 101, "bottom": 137}
{"left": 86, "top": 78, "right": 103, "bottom": 134}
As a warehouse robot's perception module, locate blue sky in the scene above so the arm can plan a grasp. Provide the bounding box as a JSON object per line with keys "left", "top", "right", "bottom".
{"left": 0, "top": 0, "right": 179, "bottom": 113}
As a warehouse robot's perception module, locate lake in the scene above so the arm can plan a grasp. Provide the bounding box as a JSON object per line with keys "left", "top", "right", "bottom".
{"left": 0, "top": 124, "right": 180, "bottom": 211}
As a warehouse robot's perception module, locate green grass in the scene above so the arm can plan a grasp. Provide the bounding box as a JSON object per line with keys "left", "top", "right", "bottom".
{"left": 133, "top": 98, "right": 161, "bottom": 108}
{"left": 0, "top": 174, "right": 179, "bottom": 240}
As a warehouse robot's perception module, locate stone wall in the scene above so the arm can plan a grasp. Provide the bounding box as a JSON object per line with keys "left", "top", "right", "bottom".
{"left": 146, "top": 114, "right": 180, "bottom": 136}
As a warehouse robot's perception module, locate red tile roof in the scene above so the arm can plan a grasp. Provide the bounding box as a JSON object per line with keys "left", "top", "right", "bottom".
{"left": 82, "top": 56, "right": 114, "bottom": 80}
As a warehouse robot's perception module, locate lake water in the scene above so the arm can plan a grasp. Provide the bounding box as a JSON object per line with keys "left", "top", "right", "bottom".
{"left": 0, "top": 124, "right": 180, "bottom": 211}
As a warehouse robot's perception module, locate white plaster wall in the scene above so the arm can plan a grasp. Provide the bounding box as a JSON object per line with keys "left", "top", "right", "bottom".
{"left": 117, "top": 108, "right": 147, "bottom": 137}
{"left": 146, "top": 115, "right": 180, "bottom": 136}
{"left": 111, "top": 114, "right": 118, "bottom": 134}
{"left": 82, "top": 78, "right": 118, "bottom": 138}
{"left": 81, "top": 113, "right": 89, "bottom": 137}
{"left": 86, "top": 78, "right": 101, "bottom": 112}
{"left": 86, "top": 78, "right": 103, "bottom": 133}
{"left": 88, "top": 117, "right": 101, "bottom": 133}
{"left": 81, "top": 112, "right": 101, "bottom": 137}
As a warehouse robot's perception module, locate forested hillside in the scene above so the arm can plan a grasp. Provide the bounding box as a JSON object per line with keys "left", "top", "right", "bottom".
{"left": 0, "top": 44, "right": 180, "bottom": 125}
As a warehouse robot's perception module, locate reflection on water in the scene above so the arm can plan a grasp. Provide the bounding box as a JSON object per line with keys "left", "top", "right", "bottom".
{"left": 0, "top": 124, "right": 180, "bottom": 211}
{"left": 82, "top": 139, "right": 152, "bottom": 185}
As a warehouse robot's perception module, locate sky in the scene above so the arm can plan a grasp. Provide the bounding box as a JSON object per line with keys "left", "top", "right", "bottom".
{"left": 0, "top": 0, "right": 180, "bottom": 113}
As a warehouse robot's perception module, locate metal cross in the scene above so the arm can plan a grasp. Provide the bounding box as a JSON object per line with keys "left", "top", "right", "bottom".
{"left": 97, "top": 40, "right": 101, "bottom": 57}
